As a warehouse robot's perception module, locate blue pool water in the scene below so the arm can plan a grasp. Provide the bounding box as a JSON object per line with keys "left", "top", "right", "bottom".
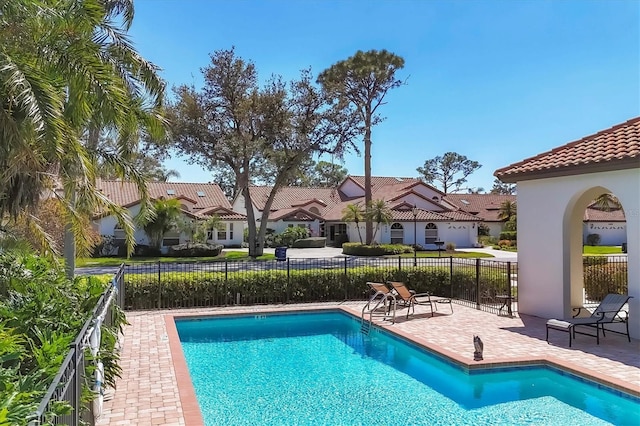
{"left": 176, "top": 311, "right": 640, "bottom": 425}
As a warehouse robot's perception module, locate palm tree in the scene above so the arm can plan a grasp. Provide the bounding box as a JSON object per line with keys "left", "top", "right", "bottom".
{"left": 592, "top": 193, "right": 621, "bottom": 212}
{"left": 498, "top": 200, "right": 517, "bottom": 231}
{"left": 140, "top": 199, "right": 183, "bottom": 249}
{"left": 367, "top": 200, "right": 393, "bottom": 243}
{"left": 1, "top": 0, "right": 166, "bottom": 269}
{"left": 342, "top": 203, "right": 365, "bottom": 244}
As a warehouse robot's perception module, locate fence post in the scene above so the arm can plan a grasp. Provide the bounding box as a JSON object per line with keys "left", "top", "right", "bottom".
{"left": 286, "top": 258, "right": 291, "bottom": 303}
{"left": 224, "top": 260, "right": 228, "bottom": 307}
{"left": 507, "top": 262, "right": 512, "bottom": 299}
{"left": 475, "top": 258, "right": 481, "bottom": 310}
{"left": 344, "top": 256, "right": 347, "bottom": 278}
{"left": 398, "top": 256, "right": 401, "bottom": 271}
{"left": 71, "top": 342, "right": 80, "bottom": 426}
{"left": 449, "top": 256, "right": 454, "bottom": 298}
{"left": 157, "top": 261, "right": 162, "bottom": 309}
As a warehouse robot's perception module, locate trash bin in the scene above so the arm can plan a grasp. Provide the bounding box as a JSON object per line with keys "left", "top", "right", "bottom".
{"left": 275, "top": 246, "right": 287, "bottom": 261}
{"left": 621, "top": 242, "right": 627, "bottom": 253}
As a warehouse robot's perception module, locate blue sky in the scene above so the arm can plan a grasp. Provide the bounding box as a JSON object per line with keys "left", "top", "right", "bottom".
{"left": 129, "top": 0, "right": 639, "bottom": 192}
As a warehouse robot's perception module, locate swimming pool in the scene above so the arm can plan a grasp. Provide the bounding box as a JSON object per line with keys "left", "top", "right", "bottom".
{"left": 175, "top": 311, "right": 639, "bottom": 425}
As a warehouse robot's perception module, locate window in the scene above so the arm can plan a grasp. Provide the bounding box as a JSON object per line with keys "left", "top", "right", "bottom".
{"left": 217, "top": 224, "right": 227, "bottom": 240}
{"left": 113, "top": 224, "right": 125, "bottom": 244}
{"left": 425, "top": 223, "right": 438, "bottom": 244}
{"left": 166, "top": 189, "right": 176, "bottom": 195}
{"left": 309, "top": 206, "right": 320, "bottom": 215}
{"left": 390, "top": 223, "right": 404, "bottom": 244}
{"left": 162, "top": 230, "right": 180, "bottom": 247}
{"left": 197, "top": 191, "right": 205, "bottom": 197}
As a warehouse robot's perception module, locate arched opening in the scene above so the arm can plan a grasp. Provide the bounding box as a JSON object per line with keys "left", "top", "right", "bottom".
{"left": 424, "top": 223, "right": 438, "bottom": 245}
{"left": 390, "top": 223, "right": 404, "bottom": 244}
{"left": 309, "top": 206, "right": 320, "bottom": 215}
{"left": 563, "top": 186, "right": 628, "bottom": 317}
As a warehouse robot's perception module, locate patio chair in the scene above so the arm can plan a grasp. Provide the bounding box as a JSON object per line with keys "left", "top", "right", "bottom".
{"left": 546, "top": 293, "right": 632, "bottom": 347}
{"left": 387, "top": 281, "right": 453, "bottom": 319}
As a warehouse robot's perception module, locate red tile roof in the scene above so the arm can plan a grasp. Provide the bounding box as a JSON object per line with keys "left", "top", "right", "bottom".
{"left": 444, "top": 194, "right": 516, "bottom": 222}
{"left": 583, "top": 207, "right": 626, "bottom": 222}
{"left": 97, "top": 180, "right": 231, "bottom": 211}
{"left": 247, "top": 186, "right": 340, "bottom": 211}
{"left": 495, "top": 117, "right": 640, "bottom": 182}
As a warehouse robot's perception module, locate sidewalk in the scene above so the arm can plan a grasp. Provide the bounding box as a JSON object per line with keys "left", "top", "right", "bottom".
{"left": 224, "top": 246, "right": 517, "bottom": 260}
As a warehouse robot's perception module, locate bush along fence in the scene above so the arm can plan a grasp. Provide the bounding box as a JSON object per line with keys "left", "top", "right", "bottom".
{"left": 30, "top": 265, "right": 125, "bottom": 426}
{"left": 583, "top": 255, "right": 628, "bottom": 303}
{"left": 122, "top": 257, "right": 519, "bottom": 316}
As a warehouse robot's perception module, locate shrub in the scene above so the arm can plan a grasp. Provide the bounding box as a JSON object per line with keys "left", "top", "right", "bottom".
{"left": 479, "top": 236, "right": 498, "bottom": 246}
{"left": 445, "top": 242, "right": 456, "bottom": 251}
{"left": 0, "top": 251, "right": 125, "bottom": 423}
{"left": 586, "top": 233, "right": 601, "bottom": 246}
{"left": 583, "top": 256, "right": 608, "bottom": 266}
{"left": 133, "top": 244, "right": 161, "bottom": 257}
{"left": 498, "top": 240, "right": 512, "bottom": 247}
{"left": 167, "top": 243, "right": 223, "bottom": 257}
{"left": 477, "top": 223, "right": 490, "bottom": 236}
{"left": 292, "top": 237, "right": 326, "bottom": 248}
{"left": 499, "top": 231, "right": 517, "bottom": 241}
{"left": 275, "top": 226, "right": 310, "bottom": 247}
{"left": 92, "top": 235, "right": 119, "bottom": 257}
{"left": 342, "top": 243, "right": 386, "bottom": 256}
{"left": 583, "top": 263, "right": 627, "bottom": 301}
{"left": 379, "top": 244, "right": 413, "bottom": 255}
{"left": 122, "top": 264, "right": 511, "bottom": 310}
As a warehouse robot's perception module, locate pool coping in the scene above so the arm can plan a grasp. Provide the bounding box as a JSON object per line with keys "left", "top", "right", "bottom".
{"left": 165, "top": 305, "right": 640, "bottom": 425}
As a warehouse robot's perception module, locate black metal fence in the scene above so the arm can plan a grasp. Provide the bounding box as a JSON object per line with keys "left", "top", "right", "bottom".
{"left": 583, "top": 255, "right": 628, "bottom": 303}
{"left": 123, "top": 257, "right": 519, "bottom": 315}
{"left": 30, "top": 264, "right": 124, "bottom": 426}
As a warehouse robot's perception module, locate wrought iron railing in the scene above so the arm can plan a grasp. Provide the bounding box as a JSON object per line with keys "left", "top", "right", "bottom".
{"left": 122, "top": 257, "right": 519, "bottom": 315}
{"left": 30, "top": 264, "right": 124, "bottom": 426}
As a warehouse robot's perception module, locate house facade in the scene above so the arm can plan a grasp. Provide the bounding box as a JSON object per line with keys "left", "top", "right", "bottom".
{"left": 232, "top": 176, "right": 483, "bottom": 248}
{"left": 494, "top": 116, "right": 639, "bottom": 338}
{"left": 93, "top": 180, "right": 245, "bottom": 250}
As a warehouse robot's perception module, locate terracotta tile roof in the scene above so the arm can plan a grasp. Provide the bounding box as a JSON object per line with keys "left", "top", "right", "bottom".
{"left": 197, "top": 206, "right": 246, "bottom": 221}
{"left": 247, "top": 186, "right": 340, "bottom": 211}
{"left": 345, "top": 176, "right": 421, "bottom": 190}
{"left": 97, "top": 180, "right": 231, "bottom": 211}
{"left": 495, "top": 117, "right": 640, "bottom": 182}
{"left": 268, "top": 207, "right": 324, "bottom": 221}
{"left": 583, "top": 207, "right": 626, "bottom": 222}
{"left": 248, "top": 176, "right": 483, "bottom": 223}
{"left": 444, "top": 194, "right": 517, "bottom": 222}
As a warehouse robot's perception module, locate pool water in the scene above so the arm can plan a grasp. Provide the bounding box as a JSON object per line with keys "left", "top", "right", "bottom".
{"left": 176, "top": 311, "right": 639, "bottom": 425}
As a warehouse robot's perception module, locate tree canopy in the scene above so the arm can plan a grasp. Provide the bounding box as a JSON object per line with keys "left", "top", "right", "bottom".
{"left": 416, "top": 152, "right": 481, "bottom": 194}
{"left": 318, "top": 49, "right": 405, "bottom": 244}
{"left": 168, "top": 48, "right": 359, "bottom": 256}
{"left": 1, "top": 0, "right": 167, "bottom": 260}
{"left": 490, "top": 178, "right": 516, "bottom": 195}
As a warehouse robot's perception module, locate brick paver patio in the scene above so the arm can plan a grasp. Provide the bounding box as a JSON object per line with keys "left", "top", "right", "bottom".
{"left": 96, "top": 303, "right": 640, "bottom": 426}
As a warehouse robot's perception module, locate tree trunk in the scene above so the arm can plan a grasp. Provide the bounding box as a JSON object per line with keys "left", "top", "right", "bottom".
{"left": 364, "top": 118, "right": 373, "bottom": 245}
{"left": 63, "top": 224, "right": 75, "bottom": 280}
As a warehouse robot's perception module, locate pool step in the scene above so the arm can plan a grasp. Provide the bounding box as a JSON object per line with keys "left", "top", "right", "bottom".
{"left": 360, "top": 320, "right": 371, "bottom": 335}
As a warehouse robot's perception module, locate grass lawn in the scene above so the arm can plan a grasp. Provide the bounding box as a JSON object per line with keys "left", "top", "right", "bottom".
{"left": 76, "top": 251, "right": 276, "bottom": 267}
{"left": 583, "top": 245, "right": 623, "bottom": 255}
{"left": 392, "top": 250, "right": 494, "bottom": 259}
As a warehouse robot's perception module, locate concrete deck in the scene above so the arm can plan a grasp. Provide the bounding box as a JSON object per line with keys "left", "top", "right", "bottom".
{"left": 96, "top": 303, "right": 640, "bottom": 426}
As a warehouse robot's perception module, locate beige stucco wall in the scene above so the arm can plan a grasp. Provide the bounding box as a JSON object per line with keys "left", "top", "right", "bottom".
{"left": 516, "top": 168, "right": 639, "bottom": 338}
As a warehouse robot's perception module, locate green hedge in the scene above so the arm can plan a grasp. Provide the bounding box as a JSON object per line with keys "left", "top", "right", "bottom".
{"left": 292, "top": 237, "right": 326, "bottom": 248}
{"left": 342, "top": 243, "right": 386, "bottom": 256}
{"left": 342, "top": 243, "right": 413, "bottom": 256}
{"left": 584, "top": 263, "right": 627, "bottom": 301}
{"left": 123, "top": 265, "right": 509, "bottom": 310}
{"left": 499, "top": 231, "right": 517, "bottom": 241}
